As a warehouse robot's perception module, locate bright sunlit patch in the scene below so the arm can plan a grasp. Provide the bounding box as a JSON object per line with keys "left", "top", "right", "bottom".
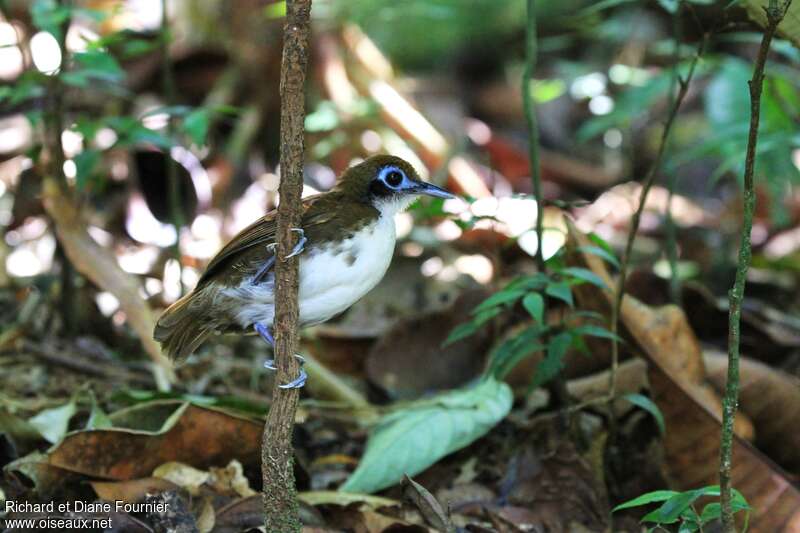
{"left": 7, "top": 248, "right": 41, "bottom": 277}
{"left": 96, "top": 128, "right": 118, "bottom": 149}
{"left": 122, "top": 0, "right": 164, "bottom": 32}
{"left": 182, "top": 266, "right": 200, "bottom": 289}
{"left": 162, "top": 259, "right": 182, "bottom": 304}
{"left": 420, "top": 256, "right": 443, "bottom": 277}
{"left": 361, "top": 130, "right": 382, "bottom": 153}
{"left": 126, "top": 194, "right": 177, "bottom": 247}
{"left": 589, "top": 95, "right": 614, "bottom": 115}
{"left": 466, "top": 119, "right": 491, "bottom": 146}
{"left": 63, "top": 160, "right": 77, "bottom": 180}
{"left": 433, "top": 219, "right": 462, "bottom": 241}
{"left": 61, "top": 130, "right": 83, "bottom": 157}
{"left": 454, "top": 254, "right": 493, "bottom": 284}
{"left": 436, "top": 265, "right": 459, "bottom": 282}
{"left": 117, "top": 245, "right": 159, "bottom": 274}
{"left": 0, "top": 115, "right": 32, "bottom": 153}
{"left": 31, "top": 31, "right": 62, "bottom": 74}
{"left": 400, "top": 242, "right": 423, "bottom": 257}
{"left": 145, "top": 277, "right": 163, "bottom": 296}
{"left": 570, "top": 72, "right": 606, "bottom": 99}
{"left": 260, "top": 172, "right": 280, "bottom": 192}
{"left": 87, "top": 226, "right": 113, "bottom": 246}
{"left": 0, "top": 23, "right": 23, "bottom": 80}
{"left": 603, "top": 128, "right": 623, "bottom": 148}
{"left": 95, "top": 292, "right": 120, "bottom": 316}
{"left": 142, "top": 112, "right": 169, "bottom": 130}
{"left": 191, "top": 214, "right": 220, "bottom": 240}
{"left": 65, "top": 24, "right": 99, "bottom": 53}
{"left": 394, "top": 212, "right": 413, "bottom": 239}
{"left": 765, "top": 226, "right": 800, "bottom": 258}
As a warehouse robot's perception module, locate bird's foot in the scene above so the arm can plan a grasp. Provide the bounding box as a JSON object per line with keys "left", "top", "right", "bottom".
{"left": 279, "top": 367, "right": 308, "bottom": 389}
{"left": 254, "top": 322, "right": 274, "bottom": 346}
{"left": 263, "top": 353, "right": 305, "bottom": 370}
{"left": 264, "top": 355, "right": 307, "bottom": 389}
{"left": 285, "top": 228, "right": 307, "bottom": 259}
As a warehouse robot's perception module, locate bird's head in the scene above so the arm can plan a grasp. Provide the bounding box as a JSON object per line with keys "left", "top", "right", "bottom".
{"left": 336, "top": 155, "right": 455, "bottom": 215}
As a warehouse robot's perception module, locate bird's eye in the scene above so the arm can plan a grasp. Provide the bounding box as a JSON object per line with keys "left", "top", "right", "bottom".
{"left": 385, "top": 170, "right": 403, "bottom": 187}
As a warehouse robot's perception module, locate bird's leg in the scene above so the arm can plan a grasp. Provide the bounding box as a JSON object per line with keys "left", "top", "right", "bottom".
{"left": 253, "top": 244, "right": 278, "bottom": 284}
{"left": 254, "top": 322, "right": 307, "bottom": 389}
{"left": 284, "top": 228, "right": 307, "bottom": 259}
{"left": 253, "top": 229, "right": 305, "bottom": 284}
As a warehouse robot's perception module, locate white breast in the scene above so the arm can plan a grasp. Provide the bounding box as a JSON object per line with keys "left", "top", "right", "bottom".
{"left": 223, "top": 214, "right": 397, "bottom": 329}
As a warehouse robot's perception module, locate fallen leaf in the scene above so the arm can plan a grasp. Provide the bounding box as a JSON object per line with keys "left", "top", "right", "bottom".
{"left": 341, "top": 378, "right": 512, "bottom": 494}
{"left": 650, "top": 363, "right": 800, "bottom": 531}
{"left": 401, "top": 475, "right": 454, "bottom": 533}
{"left": 704, "top": 351, "right": 800, "bottom": 473}
{"left": 91, "top": 477, "right": 178, "bottom": 503}
{"left": 46, "top": 401, "right": 262, "bottom": 480}
{"left": 152, "top": 461, "right": 210, "bottom": 495}
{"left": 208, "top": 460, "right": 257, "bottom": 497}
{"left": 565, "top": 219, "right": 755, "bottom": 440}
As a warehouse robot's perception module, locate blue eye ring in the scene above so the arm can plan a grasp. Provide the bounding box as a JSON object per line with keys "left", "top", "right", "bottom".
{"left": 378, "top": 165, "right": 407, "bottom": 189}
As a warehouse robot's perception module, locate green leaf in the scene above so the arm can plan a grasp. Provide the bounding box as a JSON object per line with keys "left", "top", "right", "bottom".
{"left": 72, "top": 50, "right": 125, "bottom": 84}
{"left": 531, "top": 331, "right": 572, "bottom": 388}
{"left": 472, "top": 288, "right": 525, "bottom": 315}
{"left": 545, "top": 282, "right": 573, "bottom": 307}
{"left": 183, "top": 109, "right": 210, "bottom": 146}
{"left": 340, "top": 378, "right": 513, "bottom": 494}
{"left": 31, "top": 0, "right": 71, "bottom": 40}
{"left": 613, "top": 490, "right": 680, "bottom": 512}
{"left": 571, "top": 324, "right": 622, "bottom": 342}
{"left": 73, "top": 149, "right": 101, "bottom": 190}
{"left": 577, "top": 245, "right": 620, "bottom": 268}
{"left": 623, "top": 393, "right": 665, "bottom": 435}
{"left": 29, "top": 400, "right": 78, "bottom": 444}
{"left": 560, "top": 267, "right": 608, "bottom": 289}
{"left": 87, "top": 394, "right": 113, "bottom": 430}
{"left": 488, "top": 326, "right": 545, "bottom": 379}
{"left": 444, "top": 321, "right": 479, "bottom": 346}
{"left": 522, "top": 293, "right": 544, "bottom": 324}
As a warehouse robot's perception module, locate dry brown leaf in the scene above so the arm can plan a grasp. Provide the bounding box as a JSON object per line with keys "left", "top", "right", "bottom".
{"left": 91, "top": 477, "right": 178, "bottom": 503}
{"left": 650, "top": 363, "right": 800, "bottom": 531}
{"left": 46, "top": 402, "right": 262, "bottom": 480}
{"left": 41, "top": 178, "right": 174, "bottom": 388}
{"left": 704, "top": 351, "right": 800, "bottom": 474}
{"left": 565, "top": 218, "right": 754, "bottom": 440}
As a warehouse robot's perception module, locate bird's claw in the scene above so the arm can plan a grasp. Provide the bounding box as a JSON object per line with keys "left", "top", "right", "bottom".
{"left": 254, "top": 323, "right": 274, "bottom": 346}
{"left": 279, "top": 368, "right": 308, "bottom": 389}
{"left": 284, "top": 228, "right": 307, "bottom": 259}
{"left": 264, "top": 353, "right": 305, "bottom": 370}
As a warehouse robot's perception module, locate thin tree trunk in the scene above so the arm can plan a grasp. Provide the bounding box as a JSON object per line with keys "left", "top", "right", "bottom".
{"left": 261, "top": 1, "right": 312, "bottom": 531}
{"left": 719, "top": 1, "right": 791, "bottom": 530}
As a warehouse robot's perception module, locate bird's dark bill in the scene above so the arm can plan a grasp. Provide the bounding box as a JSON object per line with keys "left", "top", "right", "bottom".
{"left": 414, "top": 182, "right": 456, "bottom": 199}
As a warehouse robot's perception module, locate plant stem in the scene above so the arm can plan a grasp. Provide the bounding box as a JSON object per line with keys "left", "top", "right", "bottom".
{"left": 719, "top": 2, "right": 790, "bottom": 530}
{"left": 523, "top": 0, "right": 544, "bottom": 273}
{"left": 262, "top": 1, "right": 312, "bottom": 531}
{"left": 161, "top": 0, "right": 184, "bottom": 291}
{"left": 608, "top": 37, "right": 706, "bottom": 404}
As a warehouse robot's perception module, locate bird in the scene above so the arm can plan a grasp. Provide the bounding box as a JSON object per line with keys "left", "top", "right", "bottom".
{"left": 153, "top": 155, "right": 455, "bottom": 388}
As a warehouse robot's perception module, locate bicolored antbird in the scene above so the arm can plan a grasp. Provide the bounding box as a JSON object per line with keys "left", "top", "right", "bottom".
{"left": 154, "top": 155, "right": 455, "bottom": 388}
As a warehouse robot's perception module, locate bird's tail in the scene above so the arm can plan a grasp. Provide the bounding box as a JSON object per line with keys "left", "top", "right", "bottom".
{"left": 153, "top": 288, "right": 214, "bottom": 362}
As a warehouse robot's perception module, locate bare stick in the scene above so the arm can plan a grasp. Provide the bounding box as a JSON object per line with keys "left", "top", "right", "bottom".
{"left": 608, "top": 37, "right": 706, "bottom": 405}
{"left": 719, "top": 2, "right": 791, "bottom": 530}
{"left": 261, "top": 1, "right": 312, "bottom": 531}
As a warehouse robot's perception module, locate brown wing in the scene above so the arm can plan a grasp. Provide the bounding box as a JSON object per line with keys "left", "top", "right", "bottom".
{"left": 196, "top": 193, "right": 333, "bottom": 287}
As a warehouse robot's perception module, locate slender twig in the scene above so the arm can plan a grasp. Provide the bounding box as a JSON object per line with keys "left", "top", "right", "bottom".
{"left": 607, "top": 36, "right": 707, "bottom": 407}
{"left": 523, "top": 0, "right": 544, "bottom": 273}
{"left": 523, "top": 0, "right": 572, "bottom": 412}
{"left": 664, "top": 2, "right": 684, "bottom": 305}
{"left": 262, "top": 1, "right": 312, "bottom": 531}
{"left": 161, "top": 0, "right": 184, "bottom": 293}
{"left": 719, "top": 2, "right": 791, "bottom": 530}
